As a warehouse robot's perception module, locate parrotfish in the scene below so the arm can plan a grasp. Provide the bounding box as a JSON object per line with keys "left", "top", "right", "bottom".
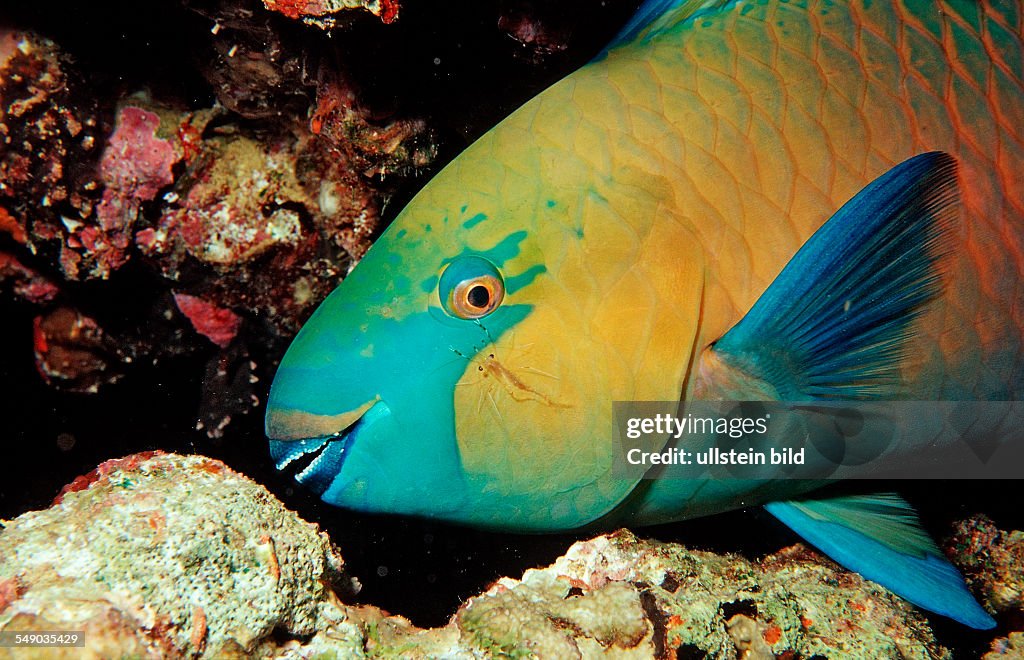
{"left": 266, "top": 0, "right": 1023, "bottom": 628}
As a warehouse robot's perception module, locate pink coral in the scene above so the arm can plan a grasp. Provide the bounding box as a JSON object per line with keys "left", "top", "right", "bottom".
{"left": 68, "top": 106, "right": 179, "bottom": 276}
{"left": 173, "top": 293, "right": 242, "bottom": 349}
{"left": 96, "top": 106, "right": 177, "bottom": 231}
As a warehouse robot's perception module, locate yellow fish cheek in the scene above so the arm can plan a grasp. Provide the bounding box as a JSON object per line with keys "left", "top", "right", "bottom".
{"left": 453, "top": 302, "right": 619, "bottom": 501}
{"left": 451, "top": 211, "right": 706, "bottom": 522}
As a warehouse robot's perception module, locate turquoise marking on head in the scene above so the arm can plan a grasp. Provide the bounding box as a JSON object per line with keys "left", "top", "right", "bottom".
{"left": 505, "top": 264, "right": 546, "bottom": 295}
{"left": 462, "top": 212, "right": 488, "bottom": 229}
{"left": 470, "top": 230, "right": 528, "bottom": 265}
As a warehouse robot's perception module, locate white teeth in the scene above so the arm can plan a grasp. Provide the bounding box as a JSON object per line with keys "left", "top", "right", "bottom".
{"left": 274, "top": 438, "right": 329, "bottom": 471}
{"left": 295, "top": 442, "right": 345, "bottom": 483}
{"left": 294, "top": 451, "right": 323, "bottom": 483}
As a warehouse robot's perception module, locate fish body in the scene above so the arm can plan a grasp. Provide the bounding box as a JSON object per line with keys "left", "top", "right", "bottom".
{"left": 267, "top": 0, "right": 1023, "bottom": 627}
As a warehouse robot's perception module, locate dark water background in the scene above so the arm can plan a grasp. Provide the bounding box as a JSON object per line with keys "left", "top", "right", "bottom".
{"left": 1, "top": 0, "right": 1021, "bottom": 655}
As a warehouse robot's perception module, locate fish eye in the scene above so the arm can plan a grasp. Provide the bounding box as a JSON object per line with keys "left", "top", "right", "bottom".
{"left": 439, "top": 256, "right": 505, "bottom": 320}
{"left": 467, "top": 285, "right": 490, "bottom": 308}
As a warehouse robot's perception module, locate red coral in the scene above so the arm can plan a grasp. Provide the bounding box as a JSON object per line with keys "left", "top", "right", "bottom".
{"left": 0, "top": 577, "right": 25, "bottom": 613}
{"left": 262, "top": 0, "right": 399, "bottom": 23}
{"left": 173, "top": 293, "right": 242, "bottom": 349}
{"left": 261, "top": 0, "right": 305, "bottom": 19}
{"left": 32, "top": 315, "right": 48, "bottom": 354}
{"left": 0, "top": 206, "right": 27, "bottom": 243}
{"left": 378, "top": 0, "right": 399, "bottom": 23}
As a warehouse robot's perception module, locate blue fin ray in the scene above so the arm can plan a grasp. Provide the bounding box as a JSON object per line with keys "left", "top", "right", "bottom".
{"left": 766, "top": 494, "right": 995, "bottom": 629}
{"left": 712, "top": 152, "right": 959, "bottom": 399}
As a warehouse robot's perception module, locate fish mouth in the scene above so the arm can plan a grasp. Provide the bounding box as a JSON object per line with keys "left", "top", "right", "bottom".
{"left": 268, "top": 398, "right": 387, "bottom": 493}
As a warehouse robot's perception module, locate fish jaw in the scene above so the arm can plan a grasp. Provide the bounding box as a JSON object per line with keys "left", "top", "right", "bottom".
{"left": 265, "top": 334, "right": 477, "bottom": 518}
{"left": 266, "top": 397, "right": 380, "bottom": 442}
{"left": 268, "top": 398, "right": 391, "bottom": 494}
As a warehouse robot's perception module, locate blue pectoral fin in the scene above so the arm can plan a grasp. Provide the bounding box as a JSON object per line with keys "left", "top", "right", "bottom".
{"left": 707, "top": 152, "right": 959, "bottom": 400}
{"left": 765, "top": 495, "right": 996, "bottom": 629}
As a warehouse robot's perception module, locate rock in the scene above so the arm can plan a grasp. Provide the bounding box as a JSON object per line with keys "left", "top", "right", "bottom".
{"left": 261, "top": 0, "right": 400, "bottom": 28}
{"left": 985, "top": 631, "right": 1024, "bottom": 659}
{"left": 0, "top": 453, "right": 958, "bottom": 658}
{"left": 81, "top": 105, "right": 180, "bottom": 277}
{"left": 195, "top": 346, "right": 263, "bottom": 439}
{"left": 310, "top": 73, "right": 437, "bottom": 183}
{"left": 0, "top": 452, "right": 357, "bottom": 658}
{"left": 0, "top": 10, "right": 438, "bottom": 421}
{"left": 32, "top": 306, "right": 128, "bottom": 393}
{"left": 498, "top": 2, "right": 574, "bottom": 63}
{"left": 462, "top": 532, "right": 948, "bottom": 659}
{"left": 0, "top": 30, "right": 103, "bottom": 278}
{"left": 140, "top": 125, "right": 370, "bottom": 336}
{"left": 946, "top": 515, "right": 1024, "bottom": 616}
{"left": 186, "top": 0, "right": 317, "bottom": 121}
{"left": 0, "top": 252, "right": 59, "bottom": 304}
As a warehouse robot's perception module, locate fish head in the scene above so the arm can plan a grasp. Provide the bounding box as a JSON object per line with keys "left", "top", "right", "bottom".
{"left": 266, "top": 84, "right": 706, "bottom": 531}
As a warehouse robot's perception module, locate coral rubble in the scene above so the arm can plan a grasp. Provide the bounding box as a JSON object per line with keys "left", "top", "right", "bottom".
{"left": 947, "top": 515, "right": 1024, "bottom": 617}
{"left": 0, "top": 452, "right": 356, "bottom": 658}
{"left": 0, "top": 452, "right": 980, "bottom": 659}
{"left": 32, "top": 306, "right": 128, "bottom": 393}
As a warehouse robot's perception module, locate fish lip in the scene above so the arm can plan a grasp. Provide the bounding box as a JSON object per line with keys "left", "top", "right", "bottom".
{"left": 268, "top": 397, "right": 381, "bottom": 472}
{"left": 270, "top": 398, "right": 391, "bottom": 490}
{"left": 266, "top": 396, "right": 381, "bottom": 443}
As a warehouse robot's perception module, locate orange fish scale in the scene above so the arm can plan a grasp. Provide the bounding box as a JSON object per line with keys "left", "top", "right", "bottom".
{"left": 602, "top": 0, "right": 1024, "bottom": 398}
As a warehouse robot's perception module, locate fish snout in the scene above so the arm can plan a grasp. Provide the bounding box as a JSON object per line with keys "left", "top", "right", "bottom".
{"left": 266, "top": 396, "right": 387, "bottom": 493}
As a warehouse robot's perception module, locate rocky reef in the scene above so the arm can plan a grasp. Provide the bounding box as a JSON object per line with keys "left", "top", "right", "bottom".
{"left": 0, "top": 1, "right": 438, "bottom": 437}
{"left": 0, "top": 0, "right": 624, "bottom": 444}
{"left": 0, "top": 453, "right": 355, "bottom": 658}
{"left": 1, "top": 451, "right": 1019, "bottom": 659}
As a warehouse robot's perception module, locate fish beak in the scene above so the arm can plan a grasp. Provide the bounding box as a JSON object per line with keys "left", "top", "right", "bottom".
{"left": 265, "top": 397, "right": 380, "bottom": 441}
{"left": 267, "top": 397, "right": 388, "bottom": 493}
